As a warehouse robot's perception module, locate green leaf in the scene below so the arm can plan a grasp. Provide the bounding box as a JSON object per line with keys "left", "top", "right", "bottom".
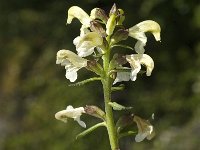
{"left": 76, "top": 122, "right": 106, "bottom": 139}
{"left": 68, "top": 77, "right": 101, "bottom": 87}
{"left": 108, "top": 102, "right": 133, "bottom": 110}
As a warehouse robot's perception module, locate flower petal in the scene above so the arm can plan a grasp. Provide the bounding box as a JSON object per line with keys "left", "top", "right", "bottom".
{"left": 138, "top": 54, "right": 154, "bottom": 76}
{"left": 65, "top": 70, "right": 78, "bottom": 82}
{"left": 126, "top": 54, "right": 154, "bottom": 77}
{"left": 67, "top": 6, "right": 90, "bottom": 27}
{"left": 55, "top": 110, "right": 68, "bottom": 123}
{"left": 134, "top": 40, "right": 146, "bottom": 54}
{"left": 57, "top": 50, "right": 87, "bottom": 68}
{"left": 135, "top": 133, "right": 148, "bottom": 142}
{"left": 129, "top": 20, "right": 161, "bottom": 42}
{"left": 130, "top": 65, "right": 141, "bottom": 81}
{"left": 74, "top": 117, "right": 86, "bottom": 128}
{"left": 113, "top": 72, "right": 130, "bottom": 84}
{"left": 66, "top": 105, "right": 74, "bottom": 110}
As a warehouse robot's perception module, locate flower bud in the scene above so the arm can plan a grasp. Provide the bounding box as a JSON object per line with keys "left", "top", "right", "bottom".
{"left": 86, "top": 60, "right": 103, "bottom": 75}
{"left": 111, "top": 29, "right": 129, "bottom": 44}
{"left": 117, "top": 9, "right": 125, "bottom": 25}
{"left": 90, "top": 21, "right": 106, "bottom": 37}
{"left": 106, "top": 14, "right": 116, "bottom": 35}
{"left": 109, "top": 3, "right": 117, "bottom": 16}
{"left": 116, "top": 114, "right": 134, "bottom": 132}
{"left": 109, "top": 54, "right": 127, "bottom": 70}
{"left": 90, "top": 8, "right": 108, "bottom": 24}
{"left": 84, "top": 105, "right": 106, "bottom": 120}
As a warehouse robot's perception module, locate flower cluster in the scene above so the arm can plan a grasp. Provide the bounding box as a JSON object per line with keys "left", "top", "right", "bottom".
{"left": 55, "top": 4, "right": 161, "bottom": 145}
{"left": 56, "top": 4, "right": 160, "bottom": 84}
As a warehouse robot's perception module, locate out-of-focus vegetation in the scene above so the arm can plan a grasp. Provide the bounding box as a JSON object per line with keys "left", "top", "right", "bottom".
{"left": 0, "top": 0, "right": 200, "bottom": 150}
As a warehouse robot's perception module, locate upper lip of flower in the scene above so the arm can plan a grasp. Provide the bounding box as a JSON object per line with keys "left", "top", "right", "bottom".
{"left": 128, "top": 20, "right": 161, "bottom": 54}
{"left": 67, "top": 6, "right": 91, "bottom": 27}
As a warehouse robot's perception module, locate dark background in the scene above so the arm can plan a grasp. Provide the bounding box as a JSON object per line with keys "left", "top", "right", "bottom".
{"left": 0, "top": 0, "right": 200, "bottom": 149}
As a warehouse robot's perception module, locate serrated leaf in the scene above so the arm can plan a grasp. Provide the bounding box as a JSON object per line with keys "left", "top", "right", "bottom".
{"left": 108, "top": 102, "right": 132, "bottom": 110}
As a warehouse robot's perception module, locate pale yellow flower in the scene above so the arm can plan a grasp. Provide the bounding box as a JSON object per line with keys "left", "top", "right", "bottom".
{"left": 113, "top": 54, "right": 154, "bottom": 84}
{"left": 126, "top": 54, "right": 154, "bottom": 81}
{"left": 73, "top": 32, "right": 103, "bottom": 57}
{"left": 55, "top": 105, "right": 86, "bottom": 128}
{"left": 56, "top": 50, "right": 87, "bottom": 82}
{"left": 129, "top": 20, "right": 161, "bottom": 54}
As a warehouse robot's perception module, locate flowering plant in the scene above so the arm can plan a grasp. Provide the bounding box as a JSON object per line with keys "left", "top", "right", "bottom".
{"left": 55, "top": 4, "right": 161, "bottom": 150}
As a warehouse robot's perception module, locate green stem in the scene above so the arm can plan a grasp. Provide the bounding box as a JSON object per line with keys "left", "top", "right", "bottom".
{"left": 102, "top": 44, "right": 119, "bottom": 150}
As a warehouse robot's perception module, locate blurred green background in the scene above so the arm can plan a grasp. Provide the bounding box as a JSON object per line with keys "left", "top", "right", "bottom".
{"left": 0, "top": 0, "right": 200, "bottom": 150}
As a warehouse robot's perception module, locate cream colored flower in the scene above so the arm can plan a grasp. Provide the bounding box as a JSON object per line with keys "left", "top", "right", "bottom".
{"left": 73, "top": 32, "right": 103, "bottom": 57}
{"left": 56, "top": 50, "right": 87, "bottom": 82}
{"left": 129, "top": 20, "right": 161, "bottom": 54}
{"left": 113, "top": 54, "right": 154, "bottom": 84}
{"left": 126, "top": 54, "right": 154, "bottom": 81}
{"left": 133, "top": 115, "right": 155, "bottom": 142}
{"left": 55, "top": 105, "right": 86, "bottom": 128}
{"left": 67, "top": 6, "right": 91, "bottom": 27}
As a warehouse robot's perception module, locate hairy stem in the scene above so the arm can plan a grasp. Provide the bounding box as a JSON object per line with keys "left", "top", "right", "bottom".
{"left": 102, "top": 44, "right": 119, "bottom": 150}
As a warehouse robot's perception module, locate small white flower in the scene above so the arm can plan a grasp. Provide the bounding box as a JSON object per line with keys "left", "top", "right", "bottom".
{"left": 113, "top": 54, "right": 154, "bottom": 84}
{"left": 73, "top": 32, "right": 103, "bottom": 57}
{"left": 56, "top": 50, "right": 87, "bottom": 82}
{"left": 126, "top": 54, "right": 154, "bottom": 81}
{"left": 133, "top": 115, "right": 155, "bottom": 142}
{"left": 67, "top": 6, "right": 91, "bottom": 27}
{"left": 55, "top": 105, "right": 86, "bottom": 128}
{"left": 129, "top": 20, "right": 161, "bottom": 54}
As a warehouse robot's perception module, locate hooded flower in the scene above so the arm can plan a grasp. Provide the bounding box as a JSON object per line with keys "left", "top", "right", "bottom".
{"left": 129, "top": 20, "right": 161, "bottom": 54}
{"left": 126, "top": 54, "right": 154, "bottom": 81}
{"left": 55, "top": 105, "right": 86, "bottom": 128}
{"left": 73, "top": 32, "right": 103, "bottom": 57}
{"left": 113, "top": 54, "right": 154, "bottom": 84}
{"left": 133, "top": 115, "right": 155, "bottom": 142}
{"left": 56, "top": 50, "right": 87, "bottom": 82}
